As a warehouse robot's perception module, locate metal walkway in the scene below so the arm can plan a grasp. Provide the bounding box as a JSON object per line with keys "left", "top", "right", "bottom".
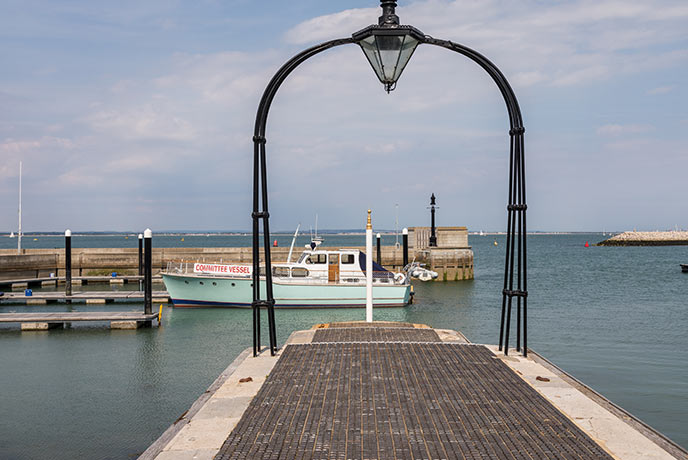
{"left": 214, "top": 326, "right": 614, "bottom": 460}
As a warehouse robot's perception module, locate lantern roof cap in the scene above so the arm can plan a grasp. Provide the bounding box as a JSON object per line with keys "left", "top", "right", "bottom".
{"left": 352, "top": 23, "right": 425, "bottom": 42}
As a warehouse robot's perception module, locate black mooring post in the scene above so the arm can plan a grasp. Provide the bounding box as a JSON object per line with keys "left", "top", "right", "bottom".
{"left": 376, "top": 233, "right": 382, "bottom": 266}
{"left": 144, "top": 229, "right": 152, "bottom": 315}
{"left": 138, "top": 233, "right": 143, "bottom": 291}
{"left": 402, "top": 228, "right": 408, "bottom": 267}
{"left": 65, "top": 229, "right": 72, "bottom": 298}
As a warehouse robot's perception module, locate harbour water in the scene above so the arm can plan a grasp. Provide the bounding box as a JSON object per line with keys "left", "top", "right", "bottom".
{"left": 1, "top": 233, "right": 686, "bottom": 459}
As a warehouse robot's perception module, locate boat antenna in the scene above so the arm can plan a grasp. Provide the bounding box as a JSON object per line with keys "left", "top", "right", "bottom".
{"left": 17, "top": 161, "right": 22, "bottom": 254}
{"left": 287, "top": 223, "right": 300, "bottom": 263}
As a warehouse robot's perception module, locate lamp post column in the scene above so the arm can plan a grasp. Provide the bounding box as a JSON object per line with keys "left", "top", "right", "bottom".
{"left": 429, "top": 193, "right": 437, "bottom": 247}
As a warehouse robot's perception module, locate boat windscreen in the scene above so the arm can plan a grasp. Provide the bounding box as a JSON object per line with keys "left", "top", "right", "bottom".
{"left": 358, "top": 251, "right": 391, "bottom": 274}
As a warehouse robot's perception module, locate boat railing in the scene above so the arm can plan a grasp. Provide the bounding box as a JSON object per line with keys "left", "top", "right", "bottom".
{"left": 272, "top": 268, "right": 404, "bottom": 285}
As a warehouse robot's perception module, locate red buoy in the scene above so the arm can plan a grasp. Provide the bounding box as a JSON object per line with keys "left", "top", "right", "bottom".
{"left": 584, "top": 241, "right": 589, "bottom": 247}
{"left": 273, "top": 240, "right": 278, "bottom": 247}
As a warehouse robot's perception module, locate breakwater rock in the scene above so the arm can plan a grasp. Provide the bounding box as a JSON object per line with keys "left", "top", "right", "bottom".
{"left": 598, "top": 231, "right": 688, "bottom": 246}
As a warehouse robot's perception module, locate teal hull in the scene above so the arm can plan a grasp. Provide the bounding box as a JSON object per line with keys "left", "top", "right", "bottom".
{"left": 162, "top": 273, "right": 411, "bottom": 308}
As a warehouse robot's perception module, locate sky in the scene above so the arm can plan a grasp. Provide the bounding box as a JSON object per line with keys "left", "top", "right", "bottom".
{"left": 1, "top": 0, "right": 687, "bottom": 233}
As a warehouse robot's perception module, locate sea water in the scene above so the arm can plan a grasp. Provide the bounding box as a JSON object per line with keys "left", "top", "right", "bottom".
{"left": 0, "top": 233, "right": 686, "bottom": 459}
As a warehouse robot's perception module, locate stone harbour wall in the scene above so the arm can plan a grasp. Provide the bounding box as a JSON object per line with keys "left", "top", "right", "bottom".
{"left": 598, "top": 231, "right": 688, "bottom": 246}
{"left": 0, "top": 244, "right": 474, "bottom": 281}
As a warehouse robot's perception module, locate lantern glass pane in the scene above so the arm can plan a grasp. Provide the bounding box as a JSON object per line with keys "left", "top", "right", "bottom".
{"left": 360, "top": 36, "right": 386, "bottom": 82}
{"left": 375, "top": 35, "right": 404, "bottom": 82}
{"left": 393, "top": 35, "right": 419, "bottom": 81}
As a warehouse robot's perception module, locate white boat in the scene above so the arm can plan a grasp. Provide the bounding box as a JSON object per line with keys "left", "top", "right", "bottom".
{"left": 162, "top": 245, "right": 411, "bottom": 308}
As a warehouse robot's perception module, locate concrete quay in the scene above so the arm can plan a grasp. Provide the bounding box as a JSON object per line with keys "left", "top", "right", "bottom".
{"left": 598, "top": 231, "right": 688, "bottom": 246}
{"left": 142, "top": 321, "right": 687, "bottom": 460}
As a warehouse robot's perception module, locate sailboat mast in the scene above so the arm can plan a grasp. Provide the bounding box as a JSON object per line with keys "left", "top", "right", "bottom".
{"left": 18, "top": 161, "right": 22, "bottom": 254}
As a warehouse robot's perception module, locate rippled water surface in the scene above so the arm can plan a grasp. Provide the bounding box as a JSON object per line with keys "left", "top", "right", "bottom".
{"left": 1, "top": 233, "right": 686, "bottom": 459}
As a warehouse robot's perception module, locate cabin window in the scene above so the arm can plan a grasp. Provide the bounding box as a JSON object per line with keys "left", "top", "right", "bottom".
{"left": 273, "top": 266, "right": 290, "bottom": 277}
{"left": 341, "top": 254, "right": 355, "bottom": 264}
{"left": 297, "top": 253, "right": 307, "bottom": 264}
{"left": 291, "top": 267, "right": 309, "bottom": 278}
{"left": 306, "top": 254, "right": 327, "bottom": 264}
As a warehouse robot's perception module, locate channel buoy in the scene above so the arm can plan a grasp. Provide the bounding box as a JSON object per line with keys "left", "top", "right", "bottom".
{"left": 584, "top": 241, "right": 589, "bottom": 247}
{"left": 493, "top": 240, "right": 498, "bottom": 246}
{"left": 273, "top": 240, "right": 278, "bottom": 247}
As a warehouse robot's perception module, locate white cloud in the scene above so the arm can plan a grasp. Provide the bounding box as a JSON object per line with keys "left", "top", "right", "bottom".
{"left": 86, "top": 105, "right": 196, "bottom": 142}
{"left": 284, "top": 8, "right": 373, "bottom": 45}
{"left": 512, "top": 71, "right": 546, "bottom": 87}
{"left": 597, "top": 124, "right": 655, "bottom": 136}
{"left": 647, "top": 85, "right": 676, "bottom": 95}
{"left": 284, "top": 0, "right": 688, "bottom": 90}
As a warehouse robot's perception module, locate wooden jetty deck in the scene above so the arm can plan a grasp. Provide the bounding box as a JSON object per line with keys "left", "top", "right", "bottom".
{"left": 0, "top": 290, "right": 170, "bottom": 305}
{"left": 0, "top": 311, "right": 160, "bottom": 330}
{"left": 142, "top": 321, "right": 688, "bottom": 460}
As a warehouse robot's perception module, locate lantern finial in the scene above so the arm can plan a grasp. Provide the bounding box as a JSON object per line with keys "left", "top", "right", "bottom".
{"left": 379, "top": 1, "right": 399, "bottom": 26}
{"left": 353, "top": 2, "right": 424, "bottom": 92}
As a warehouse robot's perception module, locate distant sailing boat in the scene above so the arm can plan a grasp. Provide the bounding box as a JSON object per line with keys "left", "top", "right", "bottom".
{"left": 9, "top": 231, "right": 15, "bottom": 238}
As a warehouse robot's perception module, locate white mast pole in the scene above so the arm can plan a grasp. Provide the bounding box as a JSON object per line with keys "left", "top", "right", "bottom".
{"left": 366, "top": 209, "right": 373, "bottom": 323}
{"left": 17, "top": 161, "right": 22, "bottom": 254}
{"left": 287, "top": 223, "right": 300, "bottom": 263}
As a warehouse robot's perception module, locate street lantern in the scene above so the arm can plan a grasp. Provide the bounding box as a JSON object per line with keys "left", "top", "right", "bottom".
{"left": 250, "top": 0, "right": 528, "bottom": 358}
{"left": 352, "top": 1, "right": 424, "bottom": 93}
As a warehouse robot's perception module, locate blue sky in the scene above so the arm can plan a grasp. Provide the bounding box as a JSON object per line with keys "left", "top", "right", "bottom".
{"left": 1, "top": 0, "right": 687, "bottom": 232}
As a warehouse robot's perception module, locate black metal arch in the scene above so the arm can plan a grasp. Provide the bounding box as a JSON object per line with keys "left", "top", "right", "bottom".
{"left": 250, "top": 34, "right": 528, "bottom": 358}
{"left": 422, "top": 37, "right": 528, "bottom": 356}
{"left": 251, "top": 38, "right": 354, "bottom": 357}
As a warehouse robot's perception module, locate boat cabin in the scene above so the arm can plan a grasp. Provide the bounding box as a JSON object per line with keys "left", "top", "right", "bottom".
{"left": 273, "top": 249, "right": 397, "bottom": 284}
